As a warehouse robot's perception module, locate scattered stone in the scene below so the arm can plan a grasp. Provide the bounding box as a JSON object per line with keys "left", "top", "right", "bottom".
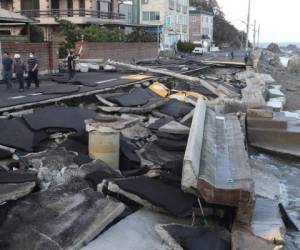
{"left": 25, "top": 148, "right": 79, "bottom": 189}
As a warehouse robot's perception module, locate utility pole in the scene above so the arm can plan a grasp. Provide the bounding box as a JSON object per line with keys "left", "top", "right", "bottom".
{"left": 253, "top": 19, "right": 256, "bottom": 50}
{"left": 246, "top": 0, "right": 251, "bottom": 51}
{"left": 257, "top": 24, "right": 260, "bottom": 48}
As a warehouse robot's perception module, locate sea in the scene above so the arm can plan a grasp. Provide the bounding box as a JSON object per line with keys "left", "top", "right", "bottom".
{"left": 259, "top": 42, "right": 300, "bottom": 49}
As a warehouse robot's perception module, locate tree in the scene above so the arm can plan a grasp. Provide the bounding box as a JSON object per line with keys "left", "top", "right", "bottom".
{"left": 29, "top": 25, "right": 44, "bottom": 42}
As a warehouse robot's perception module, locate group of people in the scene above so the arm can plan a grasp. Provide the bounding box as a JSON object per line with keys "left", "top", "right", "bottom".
{"left": 2, "top": 52, "right": 39, "bottom": 91}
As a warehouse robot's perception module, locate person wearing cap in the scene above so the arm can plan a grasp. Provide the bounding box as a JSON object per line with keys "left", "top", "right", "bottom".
{"left": 27, "top": 51, "right": 39, "bottom": 89}
{"left": 2, "top": 51, "right": 13, "bottom": 90}
{"left": 13, "top": 54, "right": 26, "bottom": 92}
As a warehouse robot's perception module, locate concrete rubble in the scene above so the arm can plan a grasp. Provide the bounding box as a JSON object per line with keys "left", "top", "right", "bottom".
{"left": 0, "top": 51, "right": 298, "bottom": 250}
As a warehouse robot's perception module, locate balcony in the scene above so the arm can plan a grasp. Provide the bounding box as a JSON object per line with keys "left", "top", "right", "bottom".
{"left": 17, "top": 9, "right": 126, "bottom": 20}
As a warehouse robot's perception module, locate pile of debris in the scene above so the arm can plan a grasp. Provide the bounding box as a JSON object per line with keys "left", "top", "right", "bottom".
{"left": 0, "top": 54, "right": 298, "bottom": 250}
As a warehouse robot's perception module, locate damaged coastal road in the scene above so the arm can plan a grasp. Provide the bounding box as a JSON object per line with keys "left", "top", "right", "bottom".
{"left": 0, "top": 53, "right": 298, "bottom": 250}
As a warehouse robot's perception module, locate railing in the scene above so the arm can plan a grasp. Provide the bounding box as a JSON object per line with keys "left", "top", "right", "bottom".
{"left": 0, "top": 35, "right": 29, "bottom": 42}
{"left": 17, "top": 9, "right": 126, "bottom": 20}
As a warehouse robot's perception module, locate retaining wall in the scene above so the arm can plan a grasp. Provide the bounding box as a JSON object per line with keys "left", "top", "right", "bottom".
{"left": 76, "top": 42, "right": 158, "bottom": 62}
{"left": 1, "top": 42, "right": 59, "bottom": 73}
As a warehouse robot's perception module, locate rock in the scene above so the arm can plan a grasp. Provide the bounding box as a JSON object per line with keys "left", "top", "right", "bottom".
{"left": 267, "top": 43, "right": 282, "bottom": 54}
{"left": 0, "top": 179, "right": 125, "bottom": 250}
{"left": 287, "top": 58, "right": 300, "bottom": 73}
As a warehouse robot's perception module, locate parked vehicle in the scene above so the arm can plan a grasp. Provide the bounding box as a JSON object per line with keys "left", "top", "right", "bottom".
{"left": 192, "top": 43, "right": 208, "bottom": 55}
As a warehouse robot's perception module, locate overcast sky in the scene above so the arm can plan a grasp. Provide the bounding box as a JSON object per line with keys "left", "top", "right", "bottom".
{"left": 217, "top": 0, "right": 300, "bottom": 43}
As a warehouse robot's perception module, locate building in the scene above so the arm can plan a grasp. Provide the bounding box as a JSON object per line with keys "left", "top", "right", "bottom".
{"left": 189, "top": 8, "right": 213, "bottom": 46}
{"left": 0, "top": 0, "right": 128, "bottom": 41}
{"left": 0, "top": 8, "right": 33, "bottom": 41}
{"left": 133, "top": 0, "right": 189, "bottom": 49}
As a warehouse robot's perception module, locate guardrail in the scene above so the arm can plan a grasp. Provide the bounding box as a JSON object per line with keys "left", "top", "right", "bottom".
{"left": 16, "top": 9, "right": 126, "bottom": 20}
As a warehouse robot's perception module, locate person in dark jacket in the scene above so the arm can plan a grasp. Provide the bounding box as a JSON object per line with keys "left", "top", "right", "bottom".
{"left": 67, "top": 50, "right": 76, "bottom": 80}
{"left": 13, "top": 54, "right": 26, "bottom": 92}
{"left": 2, "top": 52, "right": 13, "bottom": 90}
{"left": 27, "top": 52, "right": 39, "bottom": 89}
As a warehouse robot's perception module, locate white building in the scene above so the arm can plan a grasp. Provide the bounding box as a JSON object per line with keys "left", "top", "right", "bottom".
{"left": 139, "top": 0, "right": 189, "bottom": 49}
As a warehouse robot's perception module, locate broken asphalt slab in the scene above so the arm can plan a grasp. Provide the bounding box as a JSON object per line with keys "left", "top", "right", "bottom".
{"left": 107, "top": 88, "right": 161, "bottom": 107}
{"left": 0, "top": 182, "right": 36, "bottom": 204}
{"left": 0, "top": 118, "right": 48, "bottom": 152}
{"left": 155, "top": 224, "right": 231, "bottom": 250}
{"left": 0, "top": 179, "right": 125, "bottom": 250}
{"left": 100, "top": 176, "right": 197, "bottom": 217}
{"left": 23, "top": 106, "right": 96, "bottom": 134}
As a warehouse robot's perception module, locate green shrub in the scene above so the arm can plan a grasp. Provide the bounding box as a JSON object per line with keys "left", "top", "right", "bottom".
{"left": 177, "top": 40, "right": 196, "bottom": 53}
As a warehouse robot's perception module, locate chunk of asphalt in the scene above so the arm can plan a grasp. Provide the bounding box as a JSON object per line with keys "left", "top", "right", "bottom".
{"left": 22, "top": 106, "right": 96, "bottom": 134}
{"left": 78, "top": 160, "right": 122, "bottom": 189}
{"left": 104, "top": 176, "right": 197, "bottom": 217}
{"left": 0, "top": 179, "right": 125, "bottom": 250}
{"left": 155, "top": 224, "right": 231, "bottom": 250}
{"left": 0, "top": 171, "right": 37, "bottom": 184}
{"left": 158, "top": 99, "right": 194, "bottom": 119}
{"left": 138, "top": 141, "right": 184, "bottom": 167}
{"left": 148, "top": 117, "right": 174, "bottom": 131}
{"left": 60, "top": 137, "right": 92, "bottom": 165}
{"left": 0, "top": 149, "right": 12, "bottom": 160}
{"left": 0, "top": 118, "right": 48, "bottom": 152}
{"left": 107, "top": 88, "right": 161, "bottom": 107}
{"left": 0, "top": 182, "right": 36, "bottom": 204}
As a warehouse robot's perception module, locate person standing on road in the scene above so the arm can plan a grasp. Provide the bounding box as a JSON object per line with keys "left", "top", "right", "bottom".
{"left": 230, "top": 51, "right": 235, "bottom": 60}
{"left": 2, "top": 52, "right": 13, "bottom": 90}
{"left": 13, "top": 54, "right": 26, "bottom": 92}
{"left": 67, "top": 50, "right": 76, "bottom": 80}
{"left": 27, "top": 52, "right": 39, "bottom": 89}
{"left": 244, "top": 52, "right": 249, "bottom": 65}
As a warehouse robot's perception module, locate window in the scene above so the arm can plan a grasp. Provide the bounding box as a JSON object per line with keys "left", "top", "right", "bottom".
{"left": 142, "top": 0, "right": 149, "bottom": 4}
{"left": 143, "top": 12, "right": 150, "bottom": 21}
{"left": 142, "top": 11, "right": 160, "bottom": 21}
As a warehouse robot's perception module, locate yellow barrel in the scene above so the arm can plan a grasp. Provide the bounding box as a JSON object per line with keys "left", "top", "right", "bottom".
{"left": 88, "top": 130, "right": 120, "bottom": 170}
